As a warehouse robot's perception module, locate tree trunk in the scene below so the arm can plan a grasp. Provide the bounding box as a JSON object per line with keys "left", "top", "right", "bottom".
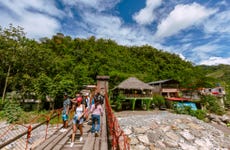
{"left": 2, "top": 65, "right": 11, "bottom": 102}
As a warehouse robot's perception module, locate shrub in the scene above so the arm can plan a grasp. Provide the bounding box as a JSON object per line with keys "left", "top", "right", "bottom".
{"left": 3, "top": 99, "right": 23, "bottom": 123}
{"left": 227, "top": 122, "right": 230, "bottom": 128}
{"left": 192, "top": 109, "right": 206, "bottom": 120}
{"left": 0, "top": 99, "right": 6, "bottom": 110}
{"left": 174, "top": 105, "right": 206, "bottom": 120}
{"left": 200, "top": 95, "right": 225, "bottom": 115}
{"left": 174, "top": 105, "right": 190, "bottom": 115}
{"left": 115, "top": 93, "right": 125, "bottom": 111}
{"left": 224, "top": 94, "right": 230, "bottom": 110}
{"left": 152, "top": 95, "right": 165, "bottom": 108}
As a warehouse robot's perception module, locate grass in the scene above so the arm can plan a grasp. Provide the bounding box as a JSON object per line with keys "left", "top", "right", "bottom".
{"left": 0, "top": 110, "right": 63, "bottom": 124}
{"left": 206, "top": 70, "right": 224, "bottom": 78}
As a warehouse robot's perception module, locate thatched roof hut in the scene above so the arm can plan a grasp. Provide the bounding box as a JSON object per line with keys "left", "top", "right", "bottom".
{"left": 114, "top": 77, "right": 153, "bottom": 90}
{"left": 112, "top": 77, "right": 154, "bottom": 110}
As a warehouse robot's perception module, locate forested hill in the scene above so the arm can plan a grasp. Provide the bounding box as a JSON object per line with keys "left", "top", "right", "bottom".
{"left": 43, "top": 34, "right": 197, "bottom": 86}
{"left": 198, "top": 64, "right": 230, "bottom": 91}
{"left": 198, "top": 64, "right": 230, "bottom": 83}
{"left": 0, "top": 26, "right": 212, "bottom": 101}
{"left": 197, "top": 64, "right": 230, "bottom": 107}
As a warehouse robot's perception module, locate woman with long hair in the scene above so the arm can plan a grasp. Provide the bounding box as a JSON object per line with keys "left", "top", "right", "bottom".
{"left": 70, "top": 96, "right": 85, "bottom": 147}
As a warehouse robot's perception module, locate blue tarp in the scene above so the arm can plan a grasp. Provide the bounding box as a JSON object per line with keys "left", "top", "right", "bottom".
{"left": 175, "top": 102, "right": 197, "bottom": 110}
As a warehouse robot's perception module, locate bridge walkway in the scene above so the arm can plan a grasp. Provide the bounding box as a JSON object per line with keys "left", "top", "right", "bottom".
{"left": 33, "top": 111, "right": 108, "bottom": 150}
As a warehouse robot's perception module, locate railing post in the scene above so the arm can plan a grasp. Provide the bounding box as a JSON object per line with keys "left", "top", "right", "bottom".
{"left": 45, "top": 116, "right": 50, "bottom": 140}
{"left": 26, "top": 125, "right": 32, "bottom": 150}
{"left": 57, "top": 110, "right": 61, "bottom": 128}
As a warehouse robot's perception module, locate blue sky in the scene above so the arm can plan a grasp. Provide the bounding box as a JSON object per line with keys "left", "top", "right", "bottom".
{"left": 0, "top": 0, "right": 230, "bottom": 66}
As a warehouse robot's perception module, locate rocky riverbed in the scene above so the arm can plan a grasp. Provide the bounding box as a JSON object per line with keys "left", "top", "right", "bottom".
{"left": 116, "top": 111, "right": 230, "bottom": 150}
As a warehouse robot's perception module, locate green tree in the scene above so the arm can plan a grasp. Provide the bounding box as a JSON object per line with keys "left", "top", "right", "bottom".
{"left": 200, "top": 95, "right": 225, "bottom": 115}
{"left": 0, "top": 24, "right": 26, "bottom": 102}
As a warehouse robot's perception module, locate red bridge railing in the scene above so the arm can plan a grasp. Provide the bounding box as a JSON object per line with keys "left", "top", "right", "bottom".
{"left": 0, "top": 109, "right": 64, "bottom": 150}
{"left": 105, "top": 92, "right": 130, "bottom": 150}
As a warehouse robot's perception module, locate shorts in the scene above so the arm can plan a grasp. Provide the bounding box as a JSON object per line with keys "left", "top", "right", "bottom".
{"left": 62, "top": 114, "right": 68, "bottom": 121}
{"left": 73, "top": 114, "right": 83, "bottom": 124}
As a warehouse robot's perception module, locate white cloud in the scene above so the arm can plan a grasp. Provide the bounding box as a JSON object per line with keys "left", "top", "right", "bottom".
{"left": 183, "top": 42, "right": 226, "bottom": 65}
{"left": 21, "top": 14, "right": 60, "bottom": 38}
{"left": 192, "top": 44, "right": 220, "bottom": 53}
{"left": 217, "top": 0, "right": 228, "bottom": 7}
{"left": 133, "top": 0, "right": 162, "bottom": 25}
{"left": 80, "top": 12, "right": 155, "bottom": 46}
{"left": 62, "top": 0, "right": 100, "bottom": 8}
{"left": 178, "top": 53, "right": 186, "bottom": 60}
{"left": 0, "top": 0, "right": 62, "bottom": 39}
{"left": 82, "top": 12, "right": 123, "bottom": 34}
{"left": 155, "top": 3, "right": 216, "bottom": 39}
{"left": 62, "top": 0, "right": 120, "bottom": 11}
{"left": 200, "top": 57, "right": 230, "bottom": 65}
{"left": 204, "top": 10, "right": 230, "bottom": 34}
{"left": 0, "top": 0, "right": 63, "bottom": 17}
{"left": 62, "top": 0, "right": 158, "bottom": 46}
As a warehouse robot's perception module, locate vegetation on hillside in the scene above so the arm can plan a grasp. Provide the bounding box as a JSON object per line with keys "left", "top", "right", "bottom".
{"left": 198, "top": 65, "right": 230, "bottom": 109}
{"left": 0, "top": 24, "right": 228, "bottom": 111}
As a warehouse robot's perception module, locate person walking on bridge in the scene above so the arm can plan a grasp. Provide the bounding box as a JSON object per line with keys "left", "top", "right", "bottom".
{"left": 70, "top": 96, "right": 85, "bottom": 147}
{"left": 60, "top": 92, "right": 70, "bottom": 132}
{"left": 90, "top": 99, "right": 104, "bottom": 137}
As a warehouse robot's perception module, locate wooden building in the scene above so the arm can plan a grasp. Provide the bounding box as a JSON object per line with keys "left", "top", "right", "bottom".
{"left": 183, "top": 86, "right": 226, "bottom": 108}
{"left": 113, "top": 77, "right": 154, "bottom": 98}
{"left": 112, "top": 77, "right": 154, "bottom": 110}
{"left": 148, "top": 79, "right": 180, "bottom": 98}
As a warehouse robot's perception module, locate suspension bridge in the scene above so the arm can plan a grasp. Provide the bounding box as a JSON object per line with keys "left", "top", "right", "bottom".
{"left": 0, "top": 76, "right": 130, "bottom": 150}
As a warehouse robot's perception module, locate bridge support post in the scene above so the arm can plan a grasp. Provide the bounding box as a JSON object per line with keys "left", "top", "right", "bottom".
{"left": 96, "top": 76, "right": 110, "bottom": 94}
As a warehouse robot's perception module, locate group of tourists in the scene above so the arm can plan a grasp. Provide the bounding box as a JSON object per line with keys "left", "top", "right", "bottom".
{"left": 61, "top": 89, "right": 104, "bottom": 147}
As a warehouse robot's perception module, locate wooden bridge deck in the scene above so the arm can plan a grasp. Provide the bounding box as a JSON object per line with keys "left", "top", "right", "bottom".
{"left": 33, "top": 113, "right": 108, "bottom": 150}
